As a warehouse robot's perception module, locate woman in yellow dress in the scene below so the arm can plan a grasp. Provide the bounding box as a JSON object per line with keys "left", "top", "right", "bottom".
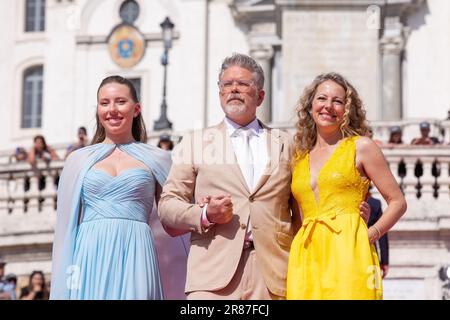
{"left": 287, "top": 73, "right": 407, "bottom": 300}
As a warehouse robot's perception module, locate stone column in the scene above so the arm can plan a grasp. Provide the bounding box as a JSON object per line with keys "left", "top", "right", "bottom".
{"left": 250, "top": 45, "right": 274, "bottom": 124}
{"left": 380, "top": 16, "right": 405, "bottom": 121}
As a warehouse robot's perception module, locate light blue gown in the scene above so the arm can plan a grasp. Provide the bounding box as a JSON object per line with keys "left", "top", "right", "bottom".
{"left": 50, "top": 143, "right": 175, "bottom": 300}
{"left": 68, "top": 168, "right": 162, "bottom": 299}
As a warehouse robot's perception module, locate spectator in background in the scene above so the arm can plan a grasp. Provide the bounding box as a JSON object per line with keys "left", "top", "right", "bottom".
{"left": 367, "top": 188, "right": 389, "bottom": 279}
{"left": 27, "top": 135, "right": 60, "bottom": 191}
{"left": 27, "top": 135, "right": 59, "bottom": 166}
{"left": 386, "top": 126, "right": 404, "bottom": 147}
{"left": 20, "top": 270, "right": 49, "bottom": 300}
{"left": 157, "top": 134, "right": 174, "bottom": 151}
{"left": 8, "top": 147, "right": 30, "bottom": 193}
{"left": 65, "top": 126, "right": 88, "bottom": 159}
{"left": 10, "top": 147, "right": 28, "bottom": 163}
{"left": 0, "top": 260, "right": 15, "bottom": 300}
{"left": 411, "top": 121, "right": 440, "bottom": 145}
{"left": 4, "top": 274, "right": 17, "bottom": 300}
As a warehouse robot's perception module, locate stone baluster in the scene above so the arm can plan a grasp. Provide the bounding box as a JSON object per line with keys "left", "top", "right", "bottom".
{"left": 437, "top": 157, "right": 450, "bottom": 200}
{"left": 40, "top": 170, "right": 56, "bottom": 212}
{"left": 26, "top": 172, "right": 40, "bottom": 212}
{"left": 10, "top": 174, "right": 26, "bottom": 214}
{"left": 402, "top": 157, "right": 419, "bottom": 203}
{"left": 388, "top": 156, "right": 402, "bottom": 184}
{"left": 0, "top": 179, "right": 9, "bottom": 214}
{"left": 420, "top": 157, "right": 436, "bottom": 202}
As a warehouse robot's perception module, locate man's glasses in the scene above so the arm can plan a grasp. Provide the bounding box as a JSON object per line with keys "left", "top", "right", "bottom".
{"left": 218, "top": 80, "right": 255, "bottom": 93}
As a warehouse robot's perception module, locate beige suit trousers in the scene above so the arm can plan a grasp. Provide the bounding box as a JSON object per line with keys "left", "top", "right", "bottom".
{"left": 187, "top": 247, "right": 285, "bottom": 300}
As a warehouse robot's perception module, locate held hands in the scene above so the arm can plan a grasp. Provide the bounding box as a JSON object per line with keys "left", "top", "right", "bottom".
{"left": 359, "top": 201, "right": 371, "bottom": 224}
{"left": 197, "top": 195, "right": 233, "bottom": 224}
{"left": 359, "top": 201, "right": 381, "bottom": 244}
{"left": 380, "top": 264, "right": 389, "bottom": 279}
{"left": 197, "top": 196, "right": 211, "bottom": 208}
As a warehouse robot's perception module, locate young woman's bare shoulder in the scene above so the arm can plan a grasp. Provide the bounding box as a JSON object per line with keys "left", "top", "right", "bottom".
{"left": 356, "top": 136, "right": 380, "bottom": 154}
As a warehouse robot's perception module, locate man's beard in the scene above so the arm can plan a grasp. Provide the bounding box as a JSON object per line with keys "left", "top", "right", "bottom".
{"left": 223, "top": 94, "right": 247, "bottom": 116}
{"left": 224, "top": 102, "right": 247, "bottom": 116}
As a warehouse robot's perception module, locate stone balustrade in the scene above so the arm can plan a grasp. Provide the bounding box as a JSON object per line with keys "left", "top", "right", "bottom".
{"left": 1, "top": 144, "right": 449, "bottom": 229}
{"left": 0, "top": 160, "right": 62, "bottom": 216}
{"left": 0, "top": 160, "right": 63, "bottom": 277}
{"left": 372, "top": 146, "right": 450, "bottom": 229}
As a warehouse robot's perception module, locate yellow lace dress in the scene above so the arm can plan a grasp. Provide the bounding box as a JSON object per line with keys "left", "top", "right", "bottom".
{"left": 287, "top": 136, "right": 382, "bottom": 300}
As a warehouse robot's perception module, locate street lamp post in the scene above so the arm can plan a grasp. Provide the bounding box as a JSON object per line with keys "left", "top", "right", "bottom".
{"left": 153, "top": 16, "right": 174, "bottom": 131}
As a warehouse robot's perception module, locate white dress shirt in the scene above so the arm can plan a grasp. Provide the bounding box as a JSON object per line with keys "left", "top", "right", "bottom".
{"left": 201, "top": 117, "right": 269, "bottom": 242}
{"left": 225, "top": 117, "right": 269, "bottom": 191}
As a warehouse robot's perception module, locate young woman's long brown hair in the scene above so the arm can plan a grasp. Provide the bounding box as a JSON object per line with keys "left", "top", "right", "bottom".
{"left": 91, "top": 76, "right": 147, "bottom": 144}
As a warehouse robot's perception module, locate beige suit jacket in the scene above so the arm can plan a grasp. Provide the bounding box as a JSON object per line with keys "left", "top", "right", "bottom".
{"left": 158, "top": 121, "right": 295, "bottom": 297}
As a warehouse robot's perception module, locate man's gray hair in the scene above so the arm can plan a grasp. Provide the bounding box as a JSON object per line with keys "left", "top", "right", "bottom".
{"left": 219, "top": 53, "right": 265, "bottom": 89}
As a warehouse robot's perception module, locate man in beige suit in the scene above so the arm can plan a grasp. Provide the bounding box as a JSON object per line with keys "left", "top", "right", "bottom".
{"left": 159, "top": 53, "right": 367, "bottom": 299}
{"left": 159, "top": 53, "right": 295, "bottom": 299}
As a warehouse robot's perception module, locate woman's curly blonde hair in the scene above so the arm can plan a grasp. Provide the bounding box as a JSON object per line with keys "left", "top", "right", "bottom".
{"left": 294, "top": 72, "right": 369, "bottom": 161}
